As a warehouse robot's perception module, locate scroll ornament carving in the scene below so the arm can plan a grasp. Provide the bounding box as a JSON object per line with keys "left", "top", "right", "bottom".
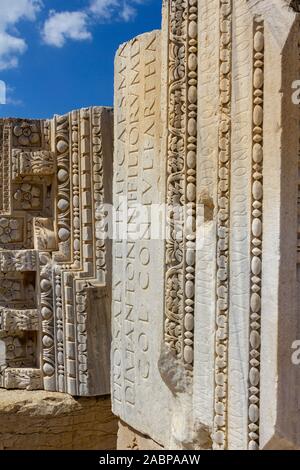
{"left": 165, "top": 0, "right": 197, "bottom": 373}
{"left": 12, "top": 150, "right": 55, "bottom": 178}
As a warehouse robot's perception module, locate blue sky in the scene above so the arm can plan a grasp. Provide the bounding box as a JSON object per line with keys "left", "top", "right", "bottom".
{"left": 0, "top": 0, "right": 162, "bottom": 119}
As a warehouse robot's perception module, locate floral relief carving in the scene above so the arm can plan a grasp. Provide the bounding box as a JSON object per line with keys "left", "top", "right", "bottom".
{"left": 13, "top": 184, "right": 42, "bottom": 210}
{"left": 0, "top": 280, "right": 22, "bottom": 302}
{"left": 13, "top": 122, "right": 40, "bottom": 147}
{"left": 0, "top": 218, "right": 22, "bottom": 244}
{"left": 0, "top": 276, "right": 35, "bottom": 305}
{"left": 4, "top": 335, "right": 35, "bottom": 368}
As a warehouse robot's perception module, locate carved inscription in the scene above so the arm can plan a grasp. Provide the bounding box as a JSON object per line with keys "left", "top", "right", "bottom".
{"left": 112, "top": 31, "right": 169, "bottom": 443}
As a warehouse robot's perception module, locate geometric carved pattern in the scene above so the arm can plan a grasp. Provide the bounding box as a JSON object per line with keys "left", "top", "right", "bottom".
{"left": 212, "top": 0, "right": 232, "bottom": 451}
{"left": 248, "top": 19, "right": 264, "bottom": 451}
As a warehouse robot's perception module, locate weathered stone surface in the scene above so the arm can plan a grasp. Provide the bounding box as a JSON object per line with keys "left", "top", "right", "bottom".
{"left": 117, "top": 420, "right": 164, "bottom": 450}
{"left": 111, "top": 29, "right": 173, "bottom": 447}
{"left": 0, "top": 390, "right": 117, "bottom": 450}
{"left": 0, "top": 108, "right": 113, "bottom": 396}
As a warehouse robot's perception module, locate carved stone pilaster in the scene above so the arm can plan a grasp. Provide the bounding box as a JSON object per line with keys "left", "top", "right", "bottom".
{"left": 164, "top": 0, "right": 198, "bottom": 373}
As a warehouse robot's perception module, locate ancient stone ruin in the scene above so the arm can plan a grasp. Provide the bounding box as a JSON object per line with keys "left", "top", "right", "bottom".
{"left": 112, "top": 0, "right": 300, "bottom": 451}
{"left": 1, "top": 0, "right": 300, "bottom": 451}
{"left": 0, "top": 108, "right": 113, "bottom": 396}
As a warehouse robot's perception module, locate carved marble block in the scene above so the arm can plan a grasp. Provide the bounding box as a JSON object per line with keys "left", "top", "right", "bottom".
{"left": 112, "top": 30, "right": 175, "bottom": 445}
{"left": 0, "top": 107, "right": 113, "bottom": 396}
{"left": 112, "top": 0, "right": 300, "bottom": 450}
{"left": 192, "top": 0, "right": 300, "bottom": 450}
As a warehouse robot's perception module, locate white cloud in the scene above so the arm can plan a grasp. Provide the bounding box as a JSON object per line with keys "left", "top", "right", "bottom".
{"left": 0, "top": 32, "right": 26, "bottom": 70}
{"left": 0, "top": 0, "right": 148, "bottom": 66}
{"left": 120, "top": 3, "right": 137, "bottom": 22}
{"left": 0, "top": 0, "right": 42, "bottom": 27}
{"left": 0, "top": 0, "right": 42, "bottom": 70}
{"left": 89, "top": 0, "right": 141, "bottom": 22}
{"left": 89, "top": 0, "right": 119, "bottom": 19}
{"left": 42, "top": 11, "right": 92, "bottom": 47}
{"left": 41, "top": 0, "right": 147, "bottom": 48}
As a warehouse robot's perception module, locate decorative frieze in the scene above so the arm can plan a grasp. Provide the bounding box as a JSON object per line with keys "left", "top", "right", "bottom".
{"left": 164, "top": 0, "right": 198, "bottom": 372}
